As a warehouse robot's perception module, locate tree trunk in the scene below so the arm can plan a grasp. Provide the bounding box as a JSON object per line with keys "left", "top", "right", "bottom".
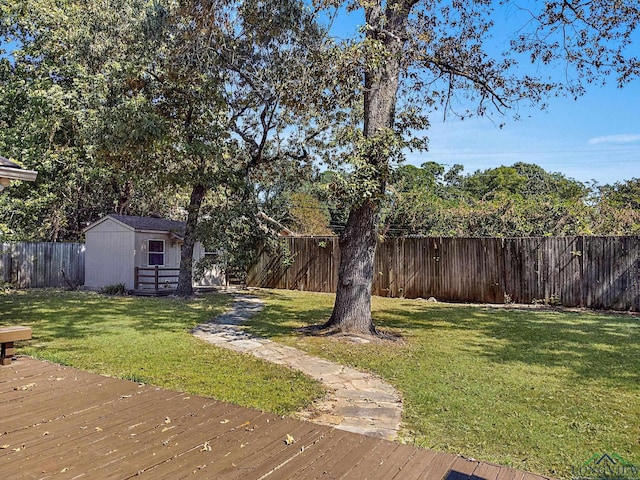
{"left": 324, "top": 2, "right": 406, "bottom": 334}
{"left": 324, "top": 200, "right": 379, "bottom": 334}
{"left": 176, "top": 182, "right": 207, "bottom": 296}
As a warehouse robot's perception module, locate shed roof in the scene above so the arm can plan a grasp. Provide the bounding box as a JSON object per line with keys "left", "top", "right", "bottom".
{"left": 0, "top": 156, "right": 21, "bottom": 168}
{"left": 84, "top": 214, "right": 186, "bottom": 238}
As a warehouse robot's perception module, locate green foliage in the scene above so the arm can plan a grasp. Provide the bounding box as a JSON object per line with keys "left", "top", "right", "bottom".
{"left": 593, "top": 179, "right": 640, "bottom": 235}
{"left": 0, "top": 0, "right": 186, "bottom": 240}
{"left": 288, "top": 192, "right": 333, "bottom": 236}
{"left": 100, "top": 283, "right": 128, "bottom": 296}
{"left": 382, "top": 161, "right": 639, "bottom": 237}
{"left": 0, "top": 0, "right": 327, "bottom": 236}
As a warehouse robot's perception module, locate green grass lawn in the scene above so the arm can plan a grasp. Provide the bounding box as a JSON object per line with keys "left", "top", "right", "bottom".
{"left": 247, "top": 289, "right": 640, "bottom": 479}
{"left": 0, "top": 289, "right": 324, "bottom": 415}
{"left": 2, "top": 288, "right": 638, "bottom": 479}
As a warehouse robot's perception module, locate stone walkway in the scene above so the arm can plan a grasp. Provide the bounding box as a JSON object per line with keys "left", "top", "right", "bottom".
{"left": 191, "top": 294, "right": 403, "bottom": 441}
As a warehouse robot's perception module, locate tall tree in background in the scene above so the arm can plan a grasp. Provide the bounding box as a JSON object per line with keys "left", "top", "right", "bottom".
{"left": 318, "top": 0, "right": 639, "bottom": 335}
{"left": 383, "top": 162, "right": 594, "bottom": 237}
{"left": 595, "top": 178, "right": 640, "bottom": 235}
{"left": 1, "top": 0, "right": 327, "bottom": 294}
{"left": 0, "top": 0, "right": 181, "bottom": 240}
{"left": 80, "top": 0, "right": 327, "bottom": 295}
{"left": 170, "top": 0, "right": 327, "bottom": 295}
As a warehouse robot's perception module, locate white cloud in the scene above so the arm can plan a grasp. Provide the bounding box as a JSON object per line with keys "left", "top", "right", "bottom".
{"left": 588, "top": 134, "right": 640, "bottom": 145}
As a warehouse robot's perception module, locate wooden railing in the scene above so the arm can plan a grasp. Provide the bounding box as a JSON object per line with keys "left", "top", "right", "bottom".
{"left": 134, "top": 266, "right": 180, "bottom": 291}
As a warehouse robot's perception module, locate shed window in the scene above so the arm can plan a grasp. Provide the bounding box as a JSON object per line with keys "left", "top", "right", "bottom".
{"left": 148, "top": 240, "right": 165, "bottom": 266}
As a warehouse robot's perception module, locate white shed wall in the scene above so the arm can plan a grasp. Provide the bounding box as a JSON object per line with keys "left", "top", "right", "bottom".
{"left": 84, "top": 219, "right": 136, "bottom": 289}
{"left": 193, "top": 243, "right": 224, "bottom": 287}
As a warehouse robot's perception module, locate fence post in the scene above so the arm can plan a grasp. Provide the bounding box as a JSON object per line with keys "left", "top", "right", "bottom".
{"left": 134, "top": 267, "right": 139, "bottom": 289}
{"left": 154, "top": 266, "right": 159, "bottom": 291}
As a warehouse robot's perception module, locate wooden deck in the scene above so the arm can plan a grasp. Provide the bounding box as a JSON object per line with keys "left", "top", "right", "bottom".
{"left": 1, "top": 357, "right": 552, "bottom": 480}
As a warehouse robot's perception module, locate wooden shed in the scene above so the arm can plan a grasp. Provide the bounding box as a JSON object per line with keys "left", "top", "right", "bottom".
{"left": 83, "top": 215, "right": 223, "bottom": 291}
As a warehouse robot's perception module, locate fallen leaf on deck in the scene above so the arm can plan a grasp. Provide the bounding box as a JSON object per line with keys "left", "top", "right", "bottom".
{"left": 200, "top": 441, "right": 211, "bottom": 452}
{"left": 284, "top": 434, "right": 295, "bottom": 445}
{"left": 164, "top": 417, "right": 171, "bottom": 424}
{"left": 14, "top": 383, "right": 37, "bottom": 391}
{"left": 220, "top": 419, "right": 229, "bottom": 424}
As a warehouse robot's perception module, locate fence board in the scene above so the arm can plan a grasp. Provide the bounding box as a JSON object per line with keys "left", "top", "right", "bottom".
{"left": 0, "top": 253, "right": 11, "bottom": 283}
{"left": 247, "top": 236, "right": 640, "bottom": 312}
{"left": 0, "top": 242, "right": 85, "bottom": 289}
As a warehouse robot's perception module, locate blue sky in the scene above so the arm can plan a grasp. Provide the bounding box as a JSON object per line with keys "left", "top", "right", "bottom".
{"left": 330, "top": 3, "right": 639, "bottom": 186}
{"left": 408, "top": 82, "right": 640, "bottom": 186}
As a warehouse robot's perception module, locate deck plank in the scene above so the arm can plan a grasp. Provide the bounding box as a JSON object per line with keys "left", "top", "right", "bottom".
{"left": 71, "top": 401, "right": 265, "bottom": 479}
{"left": 470, "top": 462, "right": 502, "bottom": 480}
{"left": 271, "top": 429, "right": 359, "bottom": 480}
{"left": 364, "top": 443, "right": 429, "bottom": 479}
{"left": 495, "top": 466, "right": 526, "bottom": 480}
{"left": 0, "top": 387, "right": 182, "bottom": 459}
{"left": 446, "top": 456, "right": 482, "bottom": 479}
{"left": 138, "top": 415, "right": 322, "bottom": 479}
{"left": 0, "top": 358, "right": 554, "bottom": 480}
{"left": 341, "top": 440, "right": 404, "bottom": 479}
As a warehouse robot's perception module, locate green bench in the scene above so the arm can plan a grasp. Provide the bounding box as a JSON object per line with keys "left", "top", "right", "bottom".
{"left": 0, "top": 326, "right": 32, "bottom": 365}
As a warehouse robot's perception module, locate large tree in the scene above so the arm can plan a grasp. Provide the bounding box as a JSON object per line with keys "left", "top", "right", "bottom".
{"left": 0, "top": 0, "right": 183, "bottom": 240}
{"left": 318, "top": 1, "right": 639, "bottom": 334}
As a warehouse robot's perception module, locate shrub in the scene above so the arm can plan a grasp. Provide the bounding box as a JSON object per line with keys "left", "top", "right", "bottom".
{"left": 100, "top": 283, "right": 128, "bottom": 296}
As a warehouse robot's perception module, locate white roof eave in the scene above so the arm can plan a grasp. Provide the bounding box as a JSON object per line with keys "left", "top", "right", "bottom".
{"left": 0, "top": 166, "right": 38, "bottom": 186}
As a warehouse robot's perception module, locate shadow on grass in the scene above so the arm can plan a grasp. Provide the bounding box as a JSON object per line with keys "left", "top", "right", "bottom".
{"left": 245, "top": 290, "right": 335, "bottom": 339}
{"left": 236, "top": 290, "right": 640, "bottom": 387}
{"left": 0, "top": 290, "right": 232, "bottom": 344}
{"left": 373, "top": 302, "right": 640, "bottom": 387}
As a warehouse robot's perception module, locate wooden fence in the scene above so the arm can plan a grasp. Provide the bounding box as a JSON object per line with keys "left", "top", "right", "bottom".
{"left": 0, "top": 242, "right": 85, "bottom": 288}
{"left": 247, "top": 236, "right": 640, "bottom": 311}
